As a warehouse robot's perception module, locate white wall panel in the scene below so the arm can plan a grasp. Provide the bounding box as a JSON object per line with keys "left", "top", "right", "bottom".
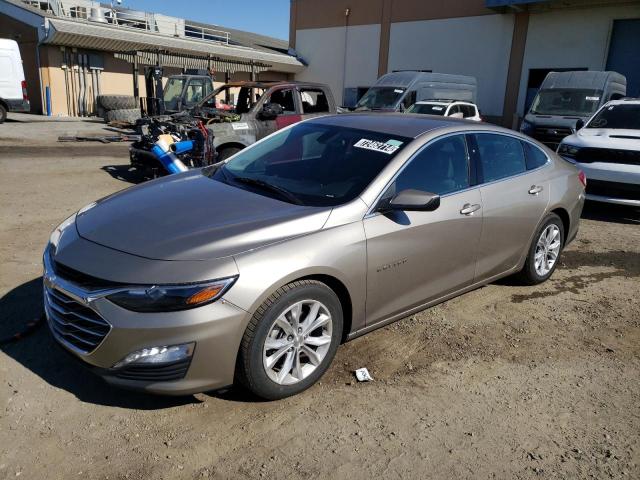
{"left": 518, "top": 5, "right": 640, "bottom": 115}
{"left": 295, "top": 24, "right": 380, "bottom": 104}
{"left": 388, "top": 15, "right": 514, "bottom": 117}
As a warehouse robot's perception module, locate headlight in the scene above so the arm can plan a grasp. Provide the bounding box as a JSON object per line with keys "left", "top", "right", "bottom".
{"left": 106, "top": 277, "right": 237, "bottom": 312}
{"left": 520, "top": 120, "right": 533, "bottom": 134}
{"left": 49, "top": 214, "right": 76, "bottom": 251}
{"left": 557, "top": 143, "right": 581, "bottom": 158}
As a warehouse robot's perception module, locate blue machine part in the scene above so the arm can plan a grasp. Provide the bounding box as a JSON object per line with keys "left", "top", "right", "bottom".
{"left": 151, "top": 140, "right": 188, "bottom": 174}
{"left": 171, "top": 140, "right": 195, "bottom": 155}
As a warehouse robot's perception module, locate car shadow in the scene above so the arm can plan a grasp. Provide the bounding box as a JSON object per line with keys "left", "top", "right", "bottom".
{"left": 0, "top": 278, "right": 199, "bottom": 409}
{"left": 101, "top": 164, "right": 148, "bottom": 184}
{"left": 581, "top": 200, "right": 640, "bottom": 225}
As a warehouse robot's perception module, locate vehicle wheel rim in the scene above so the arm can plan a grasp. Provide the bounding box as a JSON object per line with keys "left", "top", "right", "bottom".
{"left": 263, "top": 300, "right": 333, "bottom": 386}
{"left": 534, "top": 224, "right": 561, "bottom": 277}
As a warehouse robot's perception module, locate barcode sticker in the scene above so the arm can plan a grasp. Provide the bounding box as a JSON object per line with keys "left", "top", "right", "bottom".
{"left": 354, "top": 138, "right": 400, "bottom": 154}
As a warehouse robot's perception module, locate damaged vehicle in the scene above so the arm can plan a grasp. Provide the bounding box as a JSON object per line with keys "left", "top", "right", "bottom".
{"left": 130, "top": 81, "right": 336, "bottom": 177}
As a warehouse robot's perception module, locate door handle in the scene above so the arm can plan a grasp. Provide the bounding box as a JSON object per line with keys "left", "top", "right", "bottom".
{"left": 528, "top": 185, "right": 544, "bottom": 195}
{"left": 460, "top": 203, "right": 481, "bottom": 215}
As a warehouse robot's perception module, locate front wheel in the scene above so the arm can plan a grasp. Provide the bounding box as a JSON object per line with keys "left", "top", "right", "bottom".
{"left": 236, "top": 280, "right": 343, "bottom": 400}
{"left": 517, "top": 213, "right": 564, "bottom": 285}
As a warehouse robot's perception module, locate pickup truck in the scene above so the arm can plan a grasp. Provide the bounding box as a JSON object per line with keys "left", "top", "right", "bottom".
{"left": 193, "top": 81, "right": 337, "bottom": 159}
{"left": 130, "top": 81, "right": 337, "bottom": 177}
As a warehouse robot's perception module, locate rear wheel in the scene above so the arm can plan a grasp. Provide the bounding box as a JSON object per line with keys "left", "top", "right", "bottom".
{"left": 218, "top": 146, "right": 242, "bottom": 161}
{"left": 236, "top": 280, "right": 343, "bottom": 400}
{"left": 517, "top": 213, "right": 564, "bottom": 285}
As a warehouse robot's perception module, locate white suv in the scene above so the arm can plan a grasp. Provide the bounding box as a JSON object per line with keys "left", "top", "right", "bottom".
{"left": 557, "top": 99, "right": 640, "bottom": 206}
{"left": 407, "top": 100, "right": 482, "bottom": 122}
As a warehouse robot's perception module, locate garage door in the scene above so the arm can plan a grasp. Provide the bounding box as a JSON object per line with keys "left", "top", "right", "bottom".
{"left": 606, "top": 19, "right": 640, "bottom": 98}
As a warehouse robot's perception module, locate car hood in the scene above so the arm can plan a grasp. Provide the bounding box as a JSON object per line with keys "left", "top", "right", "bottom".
{"left": 563, "top": 128, "right": 640, "bottom": 150}
{"left": 76, "top": 171, "right": 331, "bottom": 261}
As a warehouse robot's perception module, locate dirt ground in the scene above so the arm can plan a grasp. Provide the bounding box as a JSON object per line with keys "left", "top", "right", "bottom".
{"left": 1, "top": 120, "right": 639, "bottom": 480}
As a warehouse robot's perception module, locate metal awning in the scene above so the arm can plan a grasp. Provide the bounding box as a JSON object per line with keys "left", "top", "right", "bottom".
{"left": 114, "top": 50, "right": 272, "bottom": 74}
{"left": 42, "top": 17, "right": 304, "bottom": 73}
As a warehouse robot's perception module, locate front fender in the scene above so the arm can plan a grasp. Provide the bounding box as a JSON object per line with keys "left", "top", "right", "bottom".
{"left": 225, "top": 222, "right": 367, "bottom": 336}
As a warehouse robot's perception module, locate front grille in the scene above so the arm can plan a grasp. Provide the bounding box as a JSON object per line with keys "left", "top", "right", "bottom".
{"left": 45, "top": 287, "right": 111, "bottom": 354}
{"left": 576, "top": 147, "right": 640, "bottom": 166}
{"left": 532, "top": 126, "right": 573, "bottom": 149}
{"left": 586, "top": 179, "right": 640, "bottom": 201}
{"left": 53, "top": 260, "right": 125, "bottom": 290}
{"left": 113, "top": 358, "right": 191, "bottom": 382}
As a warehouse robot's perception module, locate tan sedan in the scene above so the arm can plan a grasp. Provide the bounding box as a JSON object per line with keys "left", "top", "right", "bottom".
{"left": 44, "top": 114, "right": 586, "bottom": 399}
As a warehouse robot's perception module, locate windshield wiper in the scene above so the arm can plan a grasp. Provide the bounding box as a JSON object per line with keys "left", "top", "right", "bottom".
{"left": 232, "top": 176, "right": 303, "bottom": 205}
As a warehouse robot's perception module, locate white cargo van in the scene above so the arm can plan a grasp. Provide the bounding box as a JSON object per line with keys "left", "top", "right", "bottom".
{"left": 354, "top": 71, "right": 477, "bottom": 112}
{"left": 0, "top": 39, "right": 30, "bottom": 123}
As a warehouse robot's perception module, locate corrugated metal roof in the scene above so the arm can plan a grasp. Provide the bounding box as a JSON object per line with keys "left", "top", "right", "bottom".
{"left": 43, "top": 17, "right": 303, "bottom": 72}
{"left": 113, "top": 50, "right": 272, "bottom": 74}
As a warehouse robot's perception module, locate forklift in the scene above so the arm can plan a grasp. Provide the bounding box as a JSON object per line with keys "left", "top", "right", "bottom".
{"left": 141, "top": 67, "right": 214, "bottom": 116}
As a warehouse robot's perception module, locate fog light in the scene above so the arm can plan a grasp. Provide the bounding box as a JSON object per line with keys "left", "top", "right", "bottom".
{"left": 113, "top": 342, "right": 195, "bottom": 369}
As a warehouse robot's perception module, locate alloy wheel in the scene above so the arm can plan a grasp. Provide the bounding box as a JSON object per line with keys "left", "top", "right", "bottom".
{"left": 534, "top": 224, "right": 561, "bottom": 276}
{"left": 262, "top": 300, "right": 333, "bottom": 385}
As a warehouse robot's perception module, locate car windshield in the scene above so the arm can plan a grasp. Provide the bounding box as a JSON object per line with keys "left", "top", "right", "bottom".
{"left": 407, "top": 103, "right": 447, "bottom": 115}
{"left": 355, "top": 87, "right": 405, "bottom": 110}
{"left": 530, "top": 88, "right": 603, "bottom": 117}
{"left": 586, "top": 104, "right": 640, "bottom": 130}
{"left": 207, "top": 123, "right": 412, "bottom": 207}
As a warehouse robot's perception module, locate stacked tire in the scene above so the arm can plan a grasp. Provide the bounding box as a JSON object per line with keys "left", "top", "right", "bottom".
{"left": 97, "top": 95, "right": 140, "bottom": 124}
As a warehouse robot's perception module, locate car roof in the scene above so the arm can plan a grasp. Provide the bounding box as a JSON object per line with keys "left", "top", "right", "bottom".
{"left": 414, "top": 100, "right": 476, "bottom": 106}
{"left": 222, "top": 81, "right": 326, "bottom": 89}
{"left": 605, "top": 98, "right": 640, "bottom": 106}
{"left": 307, "top": 113, "right": 480, "bottom": 138}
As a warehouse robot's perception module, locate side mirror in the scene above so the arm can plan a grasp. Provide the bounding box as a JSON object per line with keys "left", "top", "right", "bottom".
{"left": 259, "top": 102, "right": 284, "bottom": 120}
{"left": 387, "top": 189, "right": 440, "bottom": 212}
{"left": 575, "top": 119, "right": 585, "bottom": 131}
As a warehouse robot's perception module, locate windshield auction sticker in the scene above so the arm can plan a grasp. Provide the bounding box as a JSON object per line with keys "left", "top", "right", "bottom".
{"left": 354, "top": 138, "right": 401, "bottom": 154}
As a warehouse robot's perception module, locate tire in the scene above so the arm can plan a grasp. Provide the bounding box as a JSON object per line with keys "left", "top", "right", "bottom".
{"left": 97, "top": 94, "right": 137, "bottom": 111}
{"left": 0, "top": 104, "right": 7, "bottom": 124}
{"left": 516, "top": 213, "right": 565, "bottom": 285}
{"left": 217, "top": 146, "right": 242, "bottom": 161}
{"left": 237, "top": 280, "right": 343, "bottom": 400}
{"left": 105, "top": 108, "right": 141, "bottom": 124}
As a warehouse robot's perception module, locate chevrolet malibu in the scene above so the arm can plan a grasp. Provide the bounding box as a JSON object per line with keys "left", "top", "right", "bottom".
{"left": 44, "top": 114, "right": 585, "bottom": 400}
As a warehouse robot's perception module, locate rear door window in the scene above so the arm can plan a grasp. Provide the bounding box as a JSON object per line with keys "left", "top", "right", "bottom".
{"left": 299, "top": 88, "right": 330, "bottom": 114}
{"left": 461, "top": 105, "right": 476, "bottom": 118}
{"left": 474, "top": 133, "right": 527, "bottom": 183}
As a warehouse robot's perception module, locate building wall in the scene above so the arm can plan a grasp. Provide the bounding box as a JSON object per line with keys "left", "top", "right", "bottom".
{"left": 387, "top": 14, "right": 515, "bottom": 117}
{"left": 0, "top": 12, "right": 41, "bottom": 113}
{"left": 517, "top": 4, "right": 640, "bottom": 116}
{"left": 295, "top": 24, "right": 380, "bottom": 104}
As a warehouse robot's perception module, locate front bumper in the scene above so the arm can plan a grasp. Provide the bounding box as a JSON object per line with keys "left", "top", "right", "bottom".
{"left": 43, "top": 250, "right": 249, "bottom": 395}
{"left": 577, "top": 161, "right": 640, "bottom": 206}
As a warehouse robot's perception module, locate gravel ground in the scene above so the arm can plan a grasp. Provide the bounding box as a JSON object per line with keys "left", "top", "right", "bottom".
{"left": 1, "top": 122, "right": 639, "bottom": 480}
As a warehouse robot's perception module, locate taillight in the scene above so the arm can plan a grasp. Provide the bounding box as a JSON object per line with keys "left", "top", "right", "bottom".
{"left": 21, "top": 80, "right": 28, "bottom": 101}
{"left": 578, "top": 170, "right": 587, "bottom": 188}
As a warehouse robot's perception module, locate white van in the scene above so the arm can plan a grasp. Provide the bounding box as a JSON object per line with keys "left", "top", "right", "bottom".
{"left": 0, "top": 39, "right": 30, "bottom": 123}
